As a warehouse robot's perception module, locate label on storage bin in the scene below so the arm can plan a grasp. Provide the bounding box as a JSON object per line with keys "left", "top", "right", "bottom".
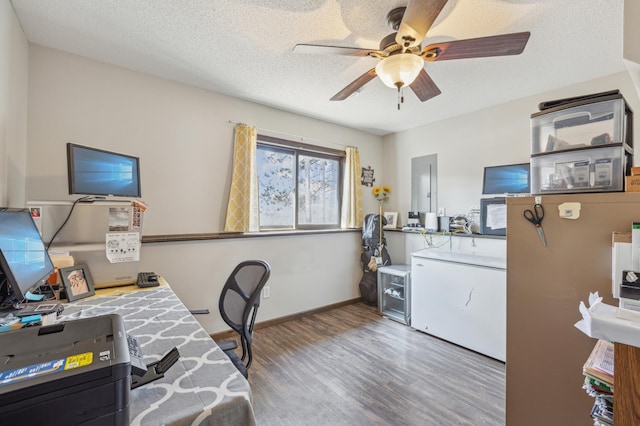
{"left": 0, "top": 358, "right": 65, "bottom": 387}
{"left": 594, "top": 159, "right": 613, "bottom": 187}
{"left": 573, "top": 161, "right": 590, "bottom": 187}
{"left": 64, "top": 352, "right": 93, "bottom": 370}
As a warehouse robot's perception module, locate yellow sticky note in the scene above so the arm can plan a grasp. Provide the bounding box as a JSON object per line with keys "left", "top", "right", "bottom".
{"left": 65, "top": 352, "right": 93, "bottom": 370}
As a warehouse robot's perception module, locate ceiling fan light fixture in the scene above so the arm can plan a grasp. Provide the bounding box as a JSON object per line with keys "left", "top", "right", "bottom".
{"left": 375, "top": 53, "right": 423, "bottom": 89}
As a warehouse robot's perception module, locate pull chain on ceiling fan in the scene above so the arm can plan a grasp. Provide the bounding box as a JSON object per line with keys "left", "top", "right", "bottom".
{"left": 293, "top": 0, "right": 530, "bottom": 108}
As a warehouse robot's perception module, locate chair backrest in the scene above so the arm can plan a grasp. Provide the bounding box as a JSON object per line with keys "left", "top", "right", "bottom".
{"left": 219, "top": 260, "right": 271, "bottom": 342}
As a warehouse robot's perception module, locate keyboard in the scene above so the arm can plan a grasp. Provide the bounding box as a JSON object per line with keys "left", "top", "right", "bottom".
{"left": 137, "top": 272, "right": 160, "bottom": 288}
{"left": 126, "top": 333, "right": 148, "bottom": 377}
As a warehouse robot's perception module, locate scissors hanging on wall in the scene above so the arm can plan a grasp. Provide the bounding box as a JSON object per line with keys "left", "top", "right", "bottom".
{"left": 523, "top": 203, "right": 547, "bottom": 247}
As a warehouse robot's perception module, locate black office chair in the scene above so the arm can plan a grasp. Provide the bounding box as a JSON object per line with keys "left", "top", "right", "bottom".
{"left": 218, "top": 260, "right": 271, "bottom": 378}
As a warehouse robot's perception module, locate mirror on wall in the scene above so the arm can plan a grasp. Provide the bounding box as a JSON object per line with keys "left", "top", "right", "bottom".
{"left": 411, "top": 154, "right": 437, "bottom": 214}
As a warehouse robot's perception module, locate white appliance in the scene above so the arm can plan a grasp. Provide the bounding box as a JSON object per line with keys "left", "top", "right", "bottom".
{"left": 410, "top": 247, "right": 506, "bottom": 361}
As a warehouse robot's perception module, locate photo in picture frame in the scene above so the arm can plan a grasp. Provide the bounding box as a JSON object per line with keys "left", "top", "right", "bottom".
{"left": 60, "top": 264, "right": 95, "bottom": 302}
{"left": 383, "top": 212, "right": 398, "bottom": 229}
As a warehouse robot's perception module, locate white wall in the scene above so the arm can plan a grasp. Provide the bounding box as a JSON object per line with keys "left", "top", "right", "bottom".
{"left": 143, "top": 232, "right": 361, "bottom": 333}
{"left": 21, "top": 42, "right": 640, "bottom": 334}
{"left": 26, "top": 45, "right": 383, "bottom": 333}
{"left": 624, "top": 0, "right": 640, "bottom": 101}
{"left": 383, "top": 71, "right": 640, "bottom": 218}
{"left": 26, "top": 46, "right": 385, "bottom": 231}
{"left": 0, "top": 2, "right": 29, "bottom": 207}
{"left": 624, "top": 0, "right": 640, "bottom": 64}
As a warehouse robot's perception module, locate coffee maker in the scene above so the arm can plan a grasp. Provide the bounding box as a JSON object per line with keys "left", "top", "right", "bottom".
{"left": 406, "top": 211, "right": 424, "bottom": 229}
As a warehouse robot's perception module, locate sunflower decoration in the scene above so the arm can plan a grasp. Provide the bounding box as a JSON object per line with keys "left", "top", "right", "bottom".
{"left": 372, "top": 185, "right": 391, "bottom": 203}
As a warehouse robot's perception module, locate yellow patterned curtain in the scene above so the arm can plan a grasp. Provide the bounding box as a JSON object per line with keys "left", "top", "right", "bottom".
{"left": 340, "top": 146, "right": 363, "bottom": 228}
{"left": 224, "top": 125, "right": 260, "bottom": 232}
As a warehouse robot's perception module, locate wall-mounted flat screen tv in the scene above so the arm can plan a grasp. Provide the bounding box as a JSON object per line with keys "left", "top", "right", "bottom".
{"left": 67, "top": 143, "right": 141, "bottom": 198}
{"left": 482, "top": 163, "right": 530, "bottom": 195}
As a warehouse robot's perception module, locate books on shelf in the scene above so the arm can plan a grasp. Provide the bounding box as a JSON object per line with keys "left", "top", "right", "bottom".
{"left": 583, "top": 376, "right": 613, "bottom": 396}
{"left": 590, "top": 395, "right": 614, "bottom": 426}
{"left": 583, "top": 339, "right": 614, "bottom": 387}
{"left": 582, "top": 340, "right": 614, "bottom": 426}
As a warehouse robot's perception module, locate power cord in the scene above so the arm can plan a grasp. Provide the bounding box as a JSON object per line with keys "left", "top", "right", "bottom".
{"left": 419, "top": 230, "right": 454, "bottom": 249}
{"left": 46, "top": 196, "right": 92, "bottom": 250}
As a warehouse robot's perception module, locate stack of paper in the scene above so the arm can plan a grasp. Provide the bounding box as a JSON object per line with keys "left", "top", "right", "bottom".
{"left": 583, "top": 339, "right": 614, "bottom": 386}
{"left": 582, "top": 339, "right": 614, "bottom": 426}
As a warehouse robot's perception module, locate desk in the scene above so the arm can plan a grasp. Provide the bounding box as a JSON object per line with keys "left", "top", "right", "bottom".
{"left": 58, "top": 280, "right": 256, "bottom": 426}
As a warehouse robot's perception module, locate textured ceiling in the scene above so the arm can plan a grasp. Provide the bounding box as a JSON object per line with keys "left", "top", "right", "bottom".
{"left": 10, "top": 0, "right": 626, "bottom": 135}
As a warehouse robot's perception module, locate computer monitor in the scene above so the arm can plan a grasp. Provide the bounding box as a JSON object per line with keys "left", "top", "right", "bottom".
{"left": 0, "top": 209, "right": 55, "bottom": 304}
{"left": 67, "top": 143, "right": 141, "bottom": 198}
{"left": 482, "top": 163, "right": 530, "bottom": 195}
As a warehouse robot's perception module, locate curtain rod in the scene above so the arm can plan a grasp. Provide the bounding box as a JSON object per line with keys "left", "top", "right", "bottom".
{"left": 227, "top": 120, "right": 351, "bottom": 150}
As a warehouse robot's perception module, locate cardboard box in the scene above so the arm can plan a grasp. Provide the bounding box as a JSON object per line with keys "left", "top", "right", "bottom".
{"left": 632, "top": 166, "right": 640, "bottom": 176}
{"left": 626, "top": 175, "right": 640, "bottom": 192}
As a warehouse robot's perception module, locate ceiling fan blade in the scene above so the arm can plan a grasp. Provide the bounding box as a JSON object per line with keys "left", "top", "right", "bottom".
{"left": 423, "top": 31, "right": 531, "bottom": 61}
{"left": 396, "top": 0, "right": 448, "bottom": 50}
{"left": 293, "top": 44, "right": 379, "bottom": 57}
{"left": 330, "top": 69, "right": 377, "bottom": 101}
{"left": 409, "top": 68, "right": 441, "bottom": 102}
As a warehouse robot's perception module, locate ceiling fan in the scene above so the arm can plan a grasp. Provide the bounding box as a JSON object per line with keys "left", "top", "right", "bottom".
{"left": 293, "top": 0, "right": 530, "bottom": 108}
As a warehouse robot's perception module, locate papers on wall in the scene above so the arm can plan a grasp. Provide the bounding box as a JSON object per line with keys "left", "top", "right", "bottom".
{"left": 106, "top": 232, "right": 140, "bottom": 263}
{"left": 108, "top": 205, "right": 145, "bottom": 234}
{"left": 108, "top": 207, "right": 131, "bottom": 231}
{"left": 485, "top": 204, "right": 507, "bottom": 230}
{"left": 30, "top": 206, "right": 43, "bottom": 236}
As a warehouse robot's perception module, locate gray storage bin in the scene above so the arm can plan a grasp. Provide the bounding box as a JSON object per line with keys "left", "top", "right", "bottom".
{"left": 531, "top": 144, "right": 631, "bottom": 194}
{"left": 530, "top": 91, "right": 633, "bottom": 194}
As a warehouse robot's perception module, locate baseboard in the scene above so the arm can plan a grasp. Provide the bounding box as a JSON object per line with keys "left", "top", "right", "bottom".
{"left": 210, "top": 297, "right": 363, "bottom": 341}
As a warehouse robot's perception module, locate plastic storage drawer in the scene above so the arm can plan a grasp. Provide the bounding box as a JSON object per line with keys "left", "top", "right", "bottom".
{"left": 531, "top": 144, "right": 631, "bottom": 194}
{"left": 531, "top": 95, "right": 632, "bottom": 155}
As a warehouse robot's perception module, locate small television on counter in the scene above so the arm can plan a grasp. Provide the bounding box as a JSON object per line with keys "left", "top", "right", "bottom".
{"left": 482, "top": 163, "right": 530, "bottom": 195}
{"left": 0, "top": 209, "right": 55, "bottom": 304}
{"left": 67, "top": 143, "right": 141, "bottom": 198}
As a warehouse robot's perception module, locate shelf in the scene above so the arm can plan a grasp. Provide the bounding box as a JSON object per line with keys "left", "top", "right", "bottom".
{"left": 382, "top": 310, "right": 406, "bottom": 323}
{"left": 383, "top": 294, "right": 405, "bottom": 302}
{"left": 382, "top": 297, "right": 404, "bottom": 306}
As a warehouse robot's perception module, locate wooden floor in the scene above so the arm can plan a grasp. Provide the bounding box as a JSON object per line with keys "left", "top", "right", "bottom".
{"left": 248, "top": 302, "right": 505, "bottom": 426}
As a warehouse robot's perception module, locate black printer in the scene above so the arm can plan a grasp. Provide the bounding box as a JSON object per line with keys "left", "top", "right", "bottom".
{"left": 0, "top": 314, "right": 132, "bottom": 425}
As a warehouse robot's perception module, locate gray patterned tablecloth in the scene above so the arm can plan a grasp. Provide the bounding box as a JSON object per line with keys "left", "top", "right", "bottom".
{"left": 58, "top": 285, "right": 256, "bottom": 426}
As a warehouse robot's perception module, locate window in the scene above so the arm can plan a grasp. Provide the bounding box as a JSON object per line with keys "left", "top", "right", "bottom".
{"left": 256, "top": 135, "right": 343, "bottom": 230}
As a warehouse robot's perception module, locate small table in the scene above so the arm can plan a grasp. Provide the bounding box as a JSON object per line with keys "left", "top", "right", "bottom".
{"left": 58, "top": 279, "right": 256, "bottom": 426}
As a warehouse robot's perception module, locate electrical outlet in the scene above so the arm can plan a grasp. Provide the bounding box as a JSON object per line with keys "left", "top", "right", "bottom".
{"left": 438, "top": 207, "right": 445, "bottom": 216}
{"left": 263, "top": 286, "right": 270, "bottom": 299}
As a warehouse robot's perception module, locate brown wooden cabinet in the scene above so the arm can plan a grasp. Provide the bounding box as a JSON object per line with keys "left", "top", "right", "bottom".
{"left": 615, "top": 343, "right": 640, "bottom": 425}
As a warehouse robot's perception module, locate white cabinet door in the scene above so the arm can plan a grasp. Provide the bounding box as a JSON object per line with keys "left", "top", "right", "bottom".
{"left": 411, "top": 256, "right": 506, "bottom": 361}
